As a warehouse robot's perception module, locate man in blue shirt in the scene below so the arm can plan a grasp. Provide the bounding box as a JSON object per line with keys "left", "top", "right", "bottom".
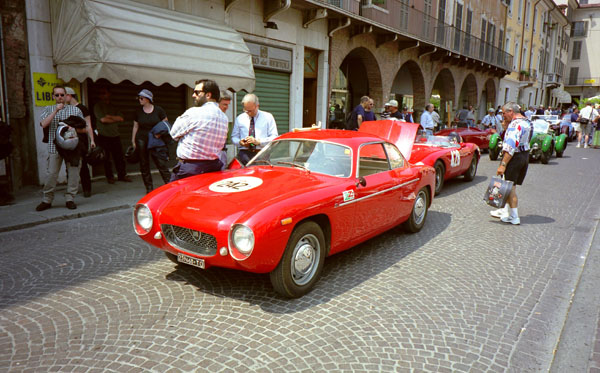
{"left": 346, "top": 96, "right": 370, "bottom": 130}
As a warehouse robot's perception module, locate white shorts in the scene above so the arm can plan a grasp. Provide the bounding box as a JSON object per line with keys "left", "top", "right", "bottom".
{"left": 572, "top": 122, "right": 581, "bottom": 132}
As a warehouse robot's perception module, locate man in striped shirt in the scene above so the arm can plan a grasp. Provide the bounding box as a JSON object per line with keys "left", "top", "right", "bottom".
{"left": 36, "top": 85, "right": 84, "bottom": 211}
{"left": 169, "top": 79, "right": 228, "bottom": 181}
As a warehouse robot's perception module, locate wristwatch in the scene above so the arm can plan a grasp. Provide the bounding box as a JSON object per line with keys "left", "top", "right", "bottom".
{"left": 500, "top": 161, "right": 507, "bottom": 167}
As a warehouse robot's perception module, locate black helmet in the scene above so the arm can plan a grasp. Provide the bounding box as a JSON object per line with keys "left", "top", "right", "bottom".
{"left": 448, "top": 132, "right": 463, "bottom": 144}
{"left": 125, "top": 145, "right": 140, "bottom": 164}
{"left": 85, "top": 145, "right": 106, "bottom": 166}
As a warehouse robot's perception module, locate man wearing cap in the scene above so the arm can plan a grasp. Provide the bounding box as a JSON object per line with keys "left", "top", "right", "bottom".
{"left": 386, "top": 100, "right": 402, "bottom": 120}
{"left": 94, "top": 87, "right": 132, "bottom": 184}
{"left": 65, "top": 87, "right": 96, "bottom": 197}
{"left": 170, "top": 79, "right": 228, "bottom": 180}
{"left": 232, "top": 93, "right": 278, "bottom": 165}
{"left": 481, "top": 108, "right": 501, "bottom": 131}
{"left": 36, "top": 85, "right": 84, "bottom": 211}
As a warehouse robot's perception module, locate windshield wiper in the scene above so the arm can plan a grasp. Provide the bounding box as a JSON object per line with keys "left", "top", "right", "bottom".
{"left": 276, "top": 161, "right": 310, "bottom": 172}
{"left": 250, "top": 159, "right": 273, "bottom": 167}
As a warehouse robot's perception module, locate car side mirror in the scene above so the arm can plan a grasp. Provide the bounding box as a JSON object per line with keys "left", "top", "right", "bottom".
{"left": 356, "top": 177, "right": 367, "bottom": 187}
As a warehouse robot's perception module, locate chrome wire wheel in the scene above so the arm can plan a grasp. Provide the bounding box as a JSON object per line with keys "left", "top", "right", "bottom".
{"left": 290, "top": 233, "right": 321, "bottom": 286}
{"left": 413, "top": 191, "right": 427, "bottom": 226}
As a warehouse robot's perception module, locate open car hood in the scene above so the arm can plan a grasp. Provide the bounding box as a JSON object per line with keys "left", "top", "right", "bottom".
{"left": 359, "top": 120, "right": 421, "bottom": 160}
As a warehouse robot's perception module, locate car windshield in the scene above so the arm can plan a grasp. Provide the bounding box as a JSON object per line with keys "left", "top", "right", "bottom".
{"left": 414, "top": 134, "right": 460, "bottom": 148}
{"left": 248, "top": 139, "right": 352, "bottom": 177}
{"left": 532, "top": 119, "right": 550, "bottom": 133}
{"left": 532, "top": 115, "right": 558, "bottom": 123}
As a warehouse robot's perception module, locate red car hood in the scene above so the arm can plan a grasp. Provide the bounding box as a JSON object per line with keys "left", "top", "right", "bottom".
{"left": 153, "top": 167, "right": 340, "bottom": 226}
{"left": 359, "top": 120, "right": 420, "bottom": 160}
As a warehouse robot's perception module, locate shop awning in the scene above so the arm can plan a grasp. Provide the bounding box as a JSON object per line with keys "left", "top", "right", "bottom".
{"left": 50, "top": 0, "right": 255, "bottom": 91}
{"left": 551, "top": 88, "right": 572, "bottom": 103}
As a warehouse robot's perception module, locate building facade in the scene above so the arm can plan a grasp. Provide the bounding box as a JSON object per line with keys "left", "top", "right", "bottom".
{"left": 562, "top": 0, "right": 600, "bottom": 102}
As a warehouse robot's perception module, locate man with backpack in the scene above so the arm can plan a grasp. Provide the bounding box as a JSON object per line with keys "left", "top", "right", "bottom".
{"left": 577, "top": 102, "right": 598, "bottom": 148}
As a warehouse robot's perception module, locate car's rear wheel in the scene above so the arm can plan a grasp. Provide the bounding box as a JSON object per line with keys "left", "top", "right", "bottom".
{"left": 165, "top": 252, "right": 179, "bottom": 264}
{"left": 434, "top": 161, "right": 445, "bottom": 195}
{"left": 404, "top": 187, "right": 429, "bottom": 233}
{"left": 489, "top": 147, "right": 500, "bottom": 161}
{"left": 270, "top": 221, "right": 326, "bottom": 298}
{"left": 463, "top": 156, "right": 478, "bottom": 181}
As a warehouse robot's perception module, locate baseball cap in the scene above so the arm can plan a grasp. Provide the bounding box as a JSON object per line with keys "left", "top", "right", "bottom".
{"left": 385, "top": 99, "right": 399, "bottom": 107}
{"left": 65, "top": 87, "right": 76, "bottom": 95}
{"left": 137, "top": 89, "right": 153, "bottom": 102}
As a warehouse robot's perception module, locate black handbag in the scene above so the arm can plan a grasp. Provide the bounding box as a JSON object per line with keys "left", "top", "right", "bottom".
{"left": 483, "top": 176, "right": 514, "bottom": 208}
{"left": 85, "top": 145, "right": 106, "bottom": 166}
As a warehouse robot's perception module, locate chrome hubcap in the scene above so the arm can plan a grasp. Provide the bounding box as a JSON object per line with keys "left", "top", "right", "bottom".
{"left": 291, "top": 234, "right": 320, "bottom": 286}
{"left": 413, "top": 192, "right": 426, "bottom": 225}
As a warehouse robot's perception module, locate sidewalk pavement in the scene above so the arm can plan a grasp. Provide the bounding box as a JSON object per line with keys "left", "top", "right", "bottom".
{"left": 0, "top": 173, "right": 153, "bottom": 233}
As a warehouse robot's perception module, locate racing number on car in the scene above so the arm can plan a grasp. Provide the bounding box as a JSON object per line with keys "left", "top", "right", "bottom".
{"left": 450, "top": 150, "right": 461, "bottom": 167}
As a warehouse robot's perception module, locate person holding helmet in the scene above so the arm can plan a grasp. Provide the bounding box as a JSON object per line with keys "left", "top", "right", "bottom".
{"left": 36, "top": 86, "right": 84, "bottom": 211}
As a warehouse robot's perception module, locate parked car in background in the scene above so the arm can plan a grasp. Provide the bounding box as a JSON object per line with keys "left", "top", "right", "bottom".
{"left": 360, "top": 120, "right": 480, "bottom": 195}
{"left": 435, "top": 122, "right": 494, "bottom": 152}
{"left": 529, "top": 118, "right": 567, "bottom": 163}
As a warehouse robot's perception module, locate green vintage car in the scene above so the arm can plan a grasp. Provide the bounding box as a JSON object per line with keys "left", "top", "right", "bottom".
{"left": 529, "top": 118, "right": 567, "bottom": 164}
{"left": 488, "top": 118, "right": 567, "bottom": 163}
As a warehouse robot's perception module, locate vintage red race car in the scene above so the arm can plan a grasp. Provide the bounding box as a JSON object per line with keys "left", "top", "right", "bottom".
{"left": 133, "top": 129, "right": 435, "bottom": 298}
{"left": 435, "top": 123, "right": 494, "bottom": 151}
{"left": 359, "top": 120, "right": 480, "bottom": 195}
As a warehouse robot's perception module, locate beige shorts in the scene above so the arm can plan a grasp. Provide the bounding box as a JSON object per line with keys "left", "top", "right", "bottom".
{"left": 572, "top": 122, "right": 581, "bottom": 132}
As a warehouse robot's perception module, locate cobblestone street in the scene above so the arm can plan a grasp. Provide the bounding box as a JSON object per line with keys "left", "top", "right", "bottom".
{"left": 1, "top": 147, "right": 599, "bottom": 372}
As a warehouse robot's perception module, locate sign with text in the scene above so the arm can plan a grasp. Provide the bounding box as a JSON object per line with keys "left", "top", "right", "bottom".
{"left": 33, "top": 73, "right": 81, "bottom": 106}
{"left": 246, "top": 41, "right": 292, "bottom": 73}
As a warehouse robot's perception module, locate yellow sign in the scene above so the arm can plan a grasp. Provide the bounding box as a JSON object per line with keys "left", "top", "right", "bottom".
{"left": 584, "top": 79, "right": 596, "bottom": 84}
{"left": 33, "top": 73, "right": 81, "bottom": 106}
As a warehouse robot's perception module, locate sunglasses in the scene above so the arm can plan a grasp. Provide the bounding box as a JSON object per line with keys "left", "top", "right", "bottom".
{"left": 193, "top": 90, "right": 204, "bottom": 96}
{"left": 54, "top": 93, "right": 65, "bottom": 97}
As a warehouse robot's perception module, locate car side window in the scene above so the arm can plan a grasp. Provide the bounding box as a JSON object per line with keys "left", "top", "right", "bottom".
{"left": 383, "top": 143, "right": 405, "bottom": 169}
{"left": 358, "top": 143, "right": 390, "bottom": 177}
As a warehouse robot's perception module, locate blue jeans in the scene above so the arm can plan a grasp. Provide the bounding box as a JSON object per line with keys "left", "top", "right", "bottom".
{"left": 169, "top": 159, "right": 222, "bottom": 182}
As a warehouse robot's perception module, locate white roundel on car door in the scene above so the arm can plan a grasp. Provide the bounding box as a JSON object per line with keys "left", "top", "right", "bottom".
{"left": 209, "top": 176, "right": 263, "bottom": 193}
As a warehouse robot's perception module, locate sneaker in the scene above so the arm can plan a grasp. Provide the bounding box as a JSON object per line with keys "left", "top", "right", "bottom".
{"left": 490, "top": 208, "right": 508, "bottom": 218}
{"left": 35, "top": 202, "right": 52, "bottom": 211}
{"left": 66, "top": 201, "right": 77, "bottom": 210}
{"left": 584, "top": 143, "right": 588, "bottom": 148}
{"left": 118, "top": 175, "right": 133, "bottom": 182}
{"left": 501, "top": 215, "right": 520, "bottom": 225}
{"left": 576, "top": 143, "right": 581, "bottom": 148}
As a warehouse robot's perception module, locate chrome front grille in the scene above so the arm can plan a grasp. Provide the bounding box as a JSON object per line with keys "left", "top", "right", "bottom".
{"left": 161, "top": 224, "right": 217, "bottom": 256}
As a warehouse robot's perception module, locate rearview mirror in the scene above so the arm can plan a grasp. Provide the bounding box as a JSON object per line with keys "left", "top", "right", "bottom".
{"left": 356, "top": 177, "right": 367, "bottom": 187}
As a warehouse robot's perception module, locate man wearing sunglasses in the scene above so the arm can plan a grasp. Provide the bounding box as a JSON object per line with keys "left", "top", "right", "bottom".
{"left": 36, "top": 85, "right": 84, "bottom": 211}
{"left": 169, "top": 79, "right": 228, "bottom": 181}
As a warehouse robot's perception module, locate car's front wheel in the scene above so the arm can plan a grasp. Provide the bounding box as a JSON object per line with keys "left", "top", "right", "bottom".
{"left": 404, "top": 187, "right": 429, "bottom": 233}
{"left": 270, "top": 221, "right": 326, "bottom": 298}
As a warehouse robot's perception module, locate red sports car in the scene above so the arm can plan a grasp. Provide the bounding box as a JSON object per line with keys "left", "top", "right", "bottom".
{"left": 435, "top": 123, "right": 494, "bottom": 151}
{"left": 360, "top": 120, "right": 480, "bottom": 195}
{"left": 133, "top": 129, "right": 435, "bottom": 298}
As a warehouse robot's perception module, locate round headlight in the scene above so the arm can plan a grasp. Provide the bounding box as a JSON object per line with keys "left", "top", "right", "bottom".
{"left": 232, "top": 225, "right": 254, "bottom": 254}
{"left": 136, "top": 205, "right": 153, "bottom": 232}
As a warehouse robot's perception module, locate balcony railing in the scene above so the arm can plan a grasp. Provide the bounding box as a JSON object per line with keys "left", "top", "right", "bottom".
{"left": 546, "top": 73, "right": 563, "bottom": 85}
{"left": 316, "top": 0, "right": 513, "bottom": 71}
{"left": 565, "top": 77, "right": 599, "bottom": 86}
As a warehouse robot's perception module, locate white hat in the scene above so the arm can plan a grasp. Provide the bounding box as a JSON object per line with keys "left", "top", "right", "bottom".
{"left": 488, "top": 108, "right": 495, "bottom": 112}
{"left": 65, "top": 87, "right": 76, "bottom": 95}
{"left": 385, "top": 99, "right": 399, "bottom": 107}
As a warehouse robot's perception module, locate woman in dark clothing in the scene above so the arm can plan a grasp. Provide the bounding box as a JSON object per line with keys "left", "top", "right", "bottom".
{"left": 131, "top": 89, "right": 170, "bottom": 193}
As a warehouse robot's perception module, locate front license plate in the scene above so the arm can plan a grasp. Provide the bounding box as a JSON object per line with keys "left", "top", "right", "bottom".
{"left": 177, "top": 253, "right": 205, "bottom": 269}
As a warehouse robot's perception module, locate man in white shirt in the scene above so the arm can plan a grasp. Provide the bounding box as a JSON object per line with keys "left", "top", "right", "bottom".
{"left": 577, "top": 102, "right": 599, "bottom": 148}
{"left": 419, "top": 103, "right": 435, "bottom": 135}
{"left": 524, "top": 106, "right": 535, "bottom": 120}
{"left": 481, "top": 108, "right": 500, "bottom": 131}
{"left": 232, "top": 94, "right": 278, "bottom": 165}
